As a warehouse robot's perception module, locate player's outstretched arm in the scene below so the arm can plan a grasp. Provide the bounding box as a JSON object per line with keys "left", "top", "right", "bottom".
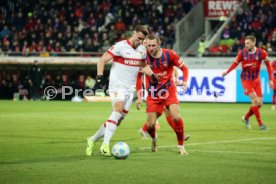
{"left": 264, "top": 60, "right": 274, "bottom": 89}
{"left": 222, "top": 61, "right": 239, "bottom": 77}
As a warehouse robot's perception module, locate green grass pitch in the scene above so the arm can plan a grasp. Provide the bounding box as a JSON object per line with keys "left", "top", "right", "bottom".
{"left": 0, "top": 101, "right": 275, "bottom": 184}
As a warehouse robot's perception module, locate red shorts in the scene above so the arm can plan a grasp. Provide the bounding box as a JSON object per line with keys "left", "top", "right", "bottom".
{"left": 273, "top": 79, "right": 276, "bottom": 90}
{"left": 241, "top": 79, "right": 262, "bottom": 97}
{"left": 146, "top": 86, "right": 179, "bottom": 115}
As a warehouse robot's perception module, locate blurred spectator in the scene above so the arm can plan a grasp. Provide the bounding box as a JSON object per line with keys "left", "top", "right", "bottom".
{"left": 28, "top": 60, "right": 42, "bottom": 100}
{"left": 198, "top": 36, "right": 206, "bottom": 57}
{"left": 85, "top": 75, "right": 95, "bottom": 89}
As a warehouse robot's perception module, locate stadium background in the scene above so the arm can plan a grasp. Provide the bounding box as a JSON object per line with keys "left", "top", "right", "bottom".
{"left": 1, "top": 1, "right": 276, "bottom": 184}
{"left": 0, "top": 0, "right": 275, "bottom": 103}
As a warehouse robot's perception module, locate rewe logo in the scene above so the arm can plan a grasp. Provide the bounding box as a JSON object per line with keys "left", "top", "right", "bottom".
{"left": 208, "top": 1, "right": 239, "bottom": 10}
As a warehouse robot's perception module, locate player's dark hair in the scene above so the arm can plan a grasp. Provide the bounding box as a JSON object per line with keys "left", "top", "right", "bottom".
{"left": 147, "top": 34, "right": 161, "bottom": 44}
{"left": 134, "top": 25, "right": 149, "bottom": 36}
{"left": 245, "top": 35, "right": 256, "bottom": 42}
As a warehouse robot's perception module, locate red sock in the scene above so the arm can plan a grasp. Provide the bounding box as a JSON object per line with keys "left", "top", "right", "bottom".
{"left": 147, "top": 124, "right": 156, "bottom": 139}
{"left": 174, "top": 118, "right": 184, "bottom": 145}
{"left": 245, "top": 106, "right": 254, "bottom": 120}
{"left": 166, "top": 115, "right": 176, "bottom": 130}
{"left": 141, "top": 122, "right": 148, "bottom": 131}
{"left": 245, "top": 105, "right": 262, "bottom": 120}
{"left": 251, "top": 106, "right": 263, "bottom": 126}
{"left": 273, "top": 96, "right": 276, "bottom": 104}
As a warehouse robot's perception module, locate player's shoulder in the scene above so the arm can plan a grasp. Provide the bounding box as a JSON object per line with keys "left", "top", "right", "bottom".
{"left": 257, "top": 47, "right": 267, "bottom": 54}
{"left": 113, "top": 40, "right": 128, "bottom": 47}
{"left": 162, "top": 48, "right": 178, "bottom": 56}
{"left": 137, "top": 44, "right": 146, "bottom": 52}
{"left": 238, "top": 48, "right": 246, "bottom": 54}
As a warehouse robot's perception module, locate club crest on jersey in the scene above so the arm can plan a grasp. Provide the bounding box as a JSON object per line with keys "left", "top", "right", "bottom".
{"left": 163, "top": 61, "right": 168, "bottom": 67}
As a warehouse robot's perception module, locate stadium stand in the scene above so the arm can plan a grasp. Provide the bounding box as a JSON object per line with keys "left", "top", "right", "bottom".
{"left": 215, "top": 0, "right": 276, "bottom": 54}
{"left": 0, "top": 0, "right": 197, "bottom": 54}
{"left": 0, "top": 0, "right": 199, "bottom": 100}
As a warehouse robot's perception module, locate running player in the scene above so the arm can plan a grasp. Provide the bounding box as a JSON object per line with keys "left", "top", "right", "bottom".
{"left": 86, "top": 25, "right": 158, "bottom": 156}
{"left": 222, "top": 35, "right": 273, "bottom": 130}
{"left": 136, "top": 34, "right": 189, "bottom": 155}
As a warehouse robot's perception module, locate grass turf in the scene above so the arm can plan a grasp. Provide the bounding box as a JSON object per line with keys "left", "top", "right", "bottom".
{"left": 0, "top": 101, "right": 275, "bottom": 184}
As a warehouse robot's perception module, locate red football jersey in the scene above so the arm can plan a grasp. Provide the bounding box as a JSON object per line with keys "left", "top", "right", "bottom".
{"left": 146, "top": 48, "right": 186, "bottom": 90}
{"left": 236, "top": 48, "right": 268, "bottom": 80}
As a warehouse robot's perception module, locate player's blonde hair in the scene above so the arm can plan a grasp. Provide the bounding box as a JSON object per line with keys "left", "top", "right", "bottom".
{"left": 245, "top": 35, "right": 256, "bottom": 42}
{"left": 147, "top": 34, "right": 161, "bottom": 44}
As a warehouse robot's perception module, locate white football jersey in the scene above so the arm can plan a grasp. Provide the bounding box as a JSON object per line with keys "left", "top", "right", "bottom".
{"left": 107, "top": 39, "right": 146, "bottom": 90}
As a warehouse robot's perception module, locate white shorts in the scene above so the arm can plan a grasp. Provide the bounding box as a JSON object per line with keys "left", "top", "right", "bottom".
{"left": 109, "top": 87, "right": 134, "bottom": 112}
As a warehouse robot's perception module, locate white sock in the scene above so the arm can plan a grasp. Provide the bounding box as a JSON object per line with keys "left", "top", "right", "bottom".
{"left": 103, "top": 111, "right": 122, "bottom": 145}
{"left": 90, "top": 124, "right": 105, "bottom": 142}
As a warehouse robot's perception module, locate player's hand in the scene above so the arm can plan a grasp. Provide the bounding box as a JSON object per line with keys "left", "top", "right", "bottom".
{"left": 269, "top": 80, "right": 274, "bottom": 89}
{"left": 182, "top": 81, "right": 188, "bottom": 91}
{"left": 222, "top": 71, "right": 227, "bottom": 77}
{"left": 175, "top": 80, "right": 183, "bottom": 86}
{"left": 150, "top": 74, "right": 158, "bottom": 87}
{"left": 93, "top": 75, "right": 105, "bottom": 91}
{"left": 135, "top": 98, "right": 143, "bottom": 110}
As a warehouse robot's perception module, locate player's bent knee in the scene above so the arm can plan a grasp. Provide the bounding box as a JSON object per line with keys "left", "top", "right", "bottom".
{"left": 147, "top": 121, "right": 155, "bottom": 129}
{"left": 172, "top": 115, "right": 181, "bottom": 122}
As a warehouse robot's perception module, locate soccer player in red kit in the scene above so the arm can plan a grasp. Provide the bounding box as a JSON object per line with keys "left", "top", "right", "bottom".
{"left": 136, "top": 68, "right": 190, "bottom": 141}
{"left": 272, "top": 61, "right": 276, "bottom": 110}
{"left": 135, "top": 34, "right": 189, "bottom": 155}
{"left": 222, "top": 35, "right": 273, "bottom": 130}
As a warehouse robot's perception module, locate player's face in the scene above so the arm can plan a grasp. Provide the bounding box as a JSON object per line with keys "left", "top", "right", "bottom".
{"left": 147, "top": 39, "right": 160, "bottom": 56}
{"left": 245, "top": 39, "right": 255, "bottom": 51}
{"left": 131, "top": 31, "right": 146, "bottom": 48}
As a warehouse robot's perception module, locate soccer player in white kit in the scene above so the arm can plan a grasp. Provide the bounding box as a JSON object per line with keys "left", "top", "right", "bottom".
{"left": 86, "top": 25, "right": 158, "bottom": 156}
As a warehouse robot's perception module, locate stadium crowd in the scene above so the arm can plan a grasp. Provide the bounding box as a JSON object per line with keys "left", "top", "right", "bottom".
{"left": 210, "top": 0, "right": 276, "bottom": 54}
{"left": 1, "top": 0, "right": 276, "bottom": 100}
{"left": 0, "top": 0, "right": 197, "bottom": 55}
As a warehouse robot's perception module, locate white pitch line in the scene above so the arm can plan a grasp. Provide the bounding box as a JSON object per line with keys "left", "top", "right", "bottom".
{"left": 188, "top": 150, "right": 276, "bottom": 155}
{"left": 138, "top": 136, "right": 276, "bottom": 150}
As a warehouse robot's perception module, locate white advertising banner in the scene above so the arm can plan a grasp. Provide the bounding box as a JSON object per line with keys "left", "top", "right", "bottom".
{"left": 177, "top": 69, "right": 236, "bottom": 102}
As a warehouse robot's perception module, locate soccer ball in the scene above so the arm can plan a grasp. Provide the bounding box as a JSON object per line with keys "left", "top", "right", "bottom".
{"left": 112, "top": 142, "right": 130, "bottom": 159}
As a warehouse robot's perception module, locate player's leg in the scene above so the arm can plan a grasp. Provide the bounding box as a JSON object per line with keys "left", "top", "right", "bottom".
{"left": 100, "top": 100, "right": 124, "bottom": 156}
{"left": 248, "top": 83, "right": 268, "bottom": 130}
{"left": 164, "top": 106, "right": 190, "bottom": 141}
{"left": 146, "top": 112, "right": 159, "bottom": 152}
{"left": 168, "top": 104, "right": 188, "bottom": 155}
{"left": 241, "top": 80, "right": 254, "bottom": 129}
{"left": 118, "top": 91, "right": 134, "bottom": 126}
{"left": 86, "top": 123, "right": 106, "bottom": 156}
{"left": 138, "top": 103, "right": 160, "bottom": 139}
{"left": 272, "top": 90, "right": 276, "bottom": 110}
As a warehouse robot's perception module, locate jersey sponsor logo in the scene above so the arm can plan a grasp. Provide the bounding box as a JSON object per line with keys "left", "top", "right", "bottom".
{"left": 124, "top": 59, "right": 141, "bottom": 66}
{"left": 155, "top": 71, "right": 167, "bottom": 78}
{"left": 244, "top": 63, "right": 256, "bottom": 68}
